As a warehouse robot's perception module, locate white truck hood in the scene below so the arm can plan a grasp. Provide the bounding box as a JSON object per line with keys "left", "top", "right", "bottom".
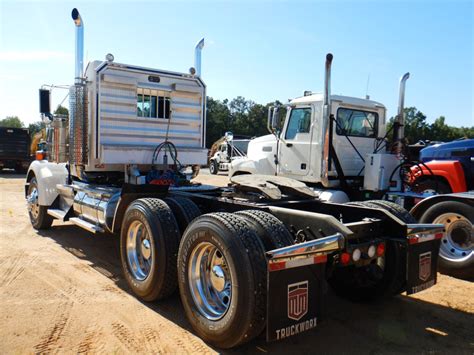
{"left": 247, "top": 134, "right": 277, "bottom": 160}
{"left": 229, "top": 134, "right": 277, "bottom": 176}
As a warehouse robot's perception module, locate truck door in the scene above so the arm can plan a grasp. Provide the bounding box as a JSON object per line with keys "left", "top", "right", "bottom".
{"left": 278, "top": 106, "right": 312, "bottom": 177}
{"left": 331, "top": 107, "right": 380, "bottom": 176}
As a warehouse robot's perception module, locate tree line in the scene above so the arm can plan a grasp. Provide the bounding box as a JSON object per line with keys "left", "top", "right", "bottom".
{"left": 207, "top": 98, "right": 473, "bottom": 147}
{"left": 1, "top": 100, "right": 472, "bottom": 147}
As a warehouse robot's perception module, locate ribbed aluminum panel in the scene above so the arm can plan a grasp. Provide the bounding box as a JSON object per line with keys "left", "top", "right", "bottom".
{"left": 69, "top": 84, "right": 88, "bottom": 165}
{"left": 99, "top": 81, "right": 203, "bottom": 149}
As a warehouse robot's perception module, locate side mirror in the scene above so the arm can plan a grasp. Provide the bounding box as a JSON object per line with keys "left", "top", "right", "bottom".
{"left": 224, "top": 131, "right": 234, "bottom": 142}
{"left": 267, "top": 106, "right": 280, "bottom": 134}
{"left": 271, "top": 107, "right": 279, "bottom": 129}
{"left": 39, "top": 89, "right": 51, "bottom": 114}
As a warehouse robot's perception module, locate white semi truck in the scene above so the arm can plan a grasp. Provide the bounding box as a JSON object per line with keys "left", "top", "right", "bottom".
{"left": 208, "top": 134, "right": 250, "bottom": 174}
{"left": 229, "top": 55, "right": 473, "bottom": 275}
{"left": 26, "top": 9, "right": 445, "bottom": 349}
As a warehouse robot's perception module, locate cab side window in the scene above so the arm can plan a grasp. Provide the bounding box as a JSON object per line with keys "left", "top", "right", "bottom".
{"left": 336, "top": 108, "right": 378, "bottom": 138}
{"left": 285, "top": 108, "right": 312, "bottom": 140}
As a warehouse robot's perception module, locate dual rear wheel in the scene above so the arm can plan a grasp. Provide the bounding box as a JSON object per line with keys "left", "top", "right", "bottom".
{"left": 120, "top": 201, "right": 293, "bottom": 348}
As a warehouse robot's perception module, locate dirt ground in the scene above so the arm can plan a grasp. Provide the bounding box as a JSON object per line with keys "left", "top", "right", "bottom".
{"left": 1, "top": 170, "right": 473, "bottom": 354}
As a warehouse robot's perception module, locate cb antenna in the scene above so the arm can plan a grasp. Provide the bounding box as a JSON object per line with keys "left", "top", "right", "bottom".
{"left": 365, "top": 73, "right": 370, "bottom": 99}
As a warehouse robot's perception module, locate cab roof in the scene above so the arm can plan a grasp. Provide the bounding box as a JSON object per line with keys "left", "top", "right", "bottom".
{"left": 290, "top": 93, "right": 385, "bottom": 110}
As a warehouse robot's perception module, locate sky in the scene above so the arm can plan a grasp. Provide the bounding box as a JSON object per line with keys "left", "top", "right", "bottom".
{"left": 0, "top": 0, "right": 472, "bottom": 127}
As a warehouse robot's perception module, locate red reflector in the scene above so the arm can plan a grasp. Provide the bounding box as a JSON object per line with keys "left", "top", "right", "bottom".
{"left": 314, "top": 254, "right": 328, "bottom": 264}
{"left": 340, "top": 252, "right": 351, "bottom": 265}
{"left": 435, "top": 233, "right": 443, "bottom": 239}
{"left": 376, "top": 243, "right": 385, "bottom": 256}
{"left": 268, "top": 261, "right": 286, "bottom": 271}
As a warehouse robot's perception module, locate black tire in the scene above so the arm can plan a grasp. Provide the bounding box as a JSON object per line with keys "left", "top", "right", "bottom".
{"left": 412, "top": 178, "right": 452, "bottom": 195}
{"left": 419, "top": 201, "right": 474, "bottom": 278}
{"left": 163, "top": 197, "right": 201, "bottom": 235}
{"left": 209, "top": 160, "right": 218, "bottom": 175}
{"left": 365, "top": 200, "right": 416, "bottom": 223}
{"left": 236, "top": 210, "right": 294, "bottom": 250}
{"left": 178, "top": 213, "right": 267, "bottom": 348}
{"left": 27, "top": 177, "right": 53, "bottom": 230}
{"left": 329, "top": 200, "right": 412, "bottom": 301}
{"left": 120, "top": 198, "right": 180, "bottom": 301}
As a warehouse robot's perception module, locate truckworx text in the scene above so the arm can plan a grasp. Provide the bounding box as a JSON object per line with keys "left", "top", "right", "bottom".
{"left": 25, "top": 8, "right": 445, "bottom": 349}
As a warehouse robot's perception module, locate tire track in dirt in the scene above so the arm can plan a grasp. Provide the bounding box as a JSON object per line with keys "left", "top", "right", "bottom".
{"left": 111, "top": 322, "right": 143, "bottom": 352}
{"left": 0, "top": 253, "right": 37, "bottom": 288}
{"left": 34, "top": 301, "right": 73, "bottom": 353}
{"left": 129, "top": 297, "right": 210, "bottom": 354}
{"left": 77, "top": 325, "right": 105, "bottom": 354}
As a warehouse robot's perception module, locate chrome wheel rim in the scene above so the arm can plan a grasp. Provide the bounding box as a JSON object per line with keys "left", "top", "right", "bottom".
{"left": 188, "top": 242, "right": 232, "bottom": 320}
{"left": 126, "top": 221, "right": 153, "bottom": 281}
{"left": 434, "top": 213, "right": 473, "bottom": 262}
{"left": 27, "top": 187, "right": 40, "bottom": 220}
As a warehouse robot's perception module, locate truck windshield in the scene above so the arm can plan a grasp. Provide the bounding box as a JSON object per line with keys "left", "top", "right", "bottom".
{"left": 336, "top": 108, "right": 378, "bottom": 138}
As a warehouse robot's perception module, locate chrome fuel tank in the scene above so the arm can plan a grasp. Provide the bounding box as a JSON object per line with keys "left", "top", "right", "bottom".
{"left": 73, "top": 184, "right": 120, "bottom": 232}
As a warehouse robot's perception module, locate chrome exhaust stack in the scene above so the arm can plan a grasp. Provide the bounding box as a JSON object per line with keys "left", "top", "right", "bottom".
{"left": 321, "top": 53, "right": 333, "bottom": 187}
{"left": 71, "top": 8, "right": 84, "bottom": 84}
{"left": 393, "top": 72, "right": 410, "bottom": 154}
{"left": 69, "top": 8, "right": 88, "bottom": 167}
{"left": 194, "top": 38, "right": 205, "bottom": 77}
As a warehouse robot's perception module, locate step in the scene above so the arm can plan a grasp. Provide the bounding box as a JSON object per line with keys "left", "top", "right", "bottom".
{"left": 69, "top": 217, "right": 104, "bottom": 234}
{"left": 47, "top": 209, "right": 68, "bottom": 220}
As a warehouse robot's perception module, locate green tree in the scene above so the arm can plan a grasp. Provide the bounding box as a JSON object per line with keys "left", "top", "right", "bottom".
{"left": 206, "top": 97, "right": 231, "bottom": 147}
{"left": 229, "top": 96, "right": 253, "bottom": 135}
{"left": 28, "top": 121, "right": 46, "bottom": 137}
{"left": 388, "top": 107, "right": 473, "bottom": 144}
{"left": 0, "top": 116, "right": 24, "bottom": 128}
{"left": 54, "top": 105, "right": 69, "bottom": 117}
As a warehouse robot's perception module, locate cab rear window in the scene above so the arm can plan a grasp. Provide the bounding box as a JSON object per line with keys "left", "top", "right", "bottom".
{"left": 336, "top": 108, "right": 378, "bottom": 138}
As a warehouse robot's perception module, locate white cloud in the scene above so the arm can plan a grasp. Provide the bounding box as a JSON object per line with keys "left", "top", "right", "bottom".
{"left": 0, "top": 50, "right": 72, "bottom": 61}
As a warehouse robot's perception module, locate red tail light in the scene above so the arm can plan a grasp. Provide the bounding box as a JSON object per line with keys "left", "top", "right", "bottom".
{"left": 340, "top": 252, "right": 351, "bottom": 265}
{"left": 376, "top": 243, "right": 385, "bottom": 256}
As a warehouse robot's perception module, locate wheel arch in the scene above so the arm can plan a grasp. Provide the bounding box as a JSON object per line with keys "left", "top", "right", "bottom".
{"left": 410, "top": 161, "right": 467, "bottom": 193}
{"left": 410, "top": 193, "right": 474, "bottom": 221}
{"left": 25, "top": 161, "right": 68, "bottom": 206}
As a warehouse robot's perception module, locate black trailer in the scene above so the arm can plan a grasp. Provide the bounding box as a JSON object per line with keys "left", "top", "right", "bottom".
{"left": 0, "top": 127, "right": 31, "bottom": 173}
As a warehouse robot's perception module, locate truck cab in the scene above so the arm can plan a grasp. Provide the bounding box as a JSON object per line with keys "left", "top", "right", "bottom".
{"left": 230, "top": 93, "right": 387, "bottom": 187}
{"left": 209, "top": 137, "right": 250, "bottom": 174}
{"left": 230, "top": 54, "right": 410, "bottom": 200}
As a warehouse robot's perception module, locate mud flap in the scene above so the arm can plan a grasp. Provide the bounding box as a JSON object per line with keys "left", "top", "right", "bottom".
{"left": 266, "top": 261, "right": 325, "bottom": 342}
{"left": 406, "top": 235, "right": 442, "bottom": 295}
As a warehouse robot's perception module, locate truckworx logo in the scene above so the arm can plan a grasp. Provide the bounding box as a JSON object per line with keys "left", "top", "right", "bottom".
{"left": 419, "top": 252, "right": 432, "bottom": 282}
{"left": 287, "top": 281, "right": 308, "bottom": 321}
